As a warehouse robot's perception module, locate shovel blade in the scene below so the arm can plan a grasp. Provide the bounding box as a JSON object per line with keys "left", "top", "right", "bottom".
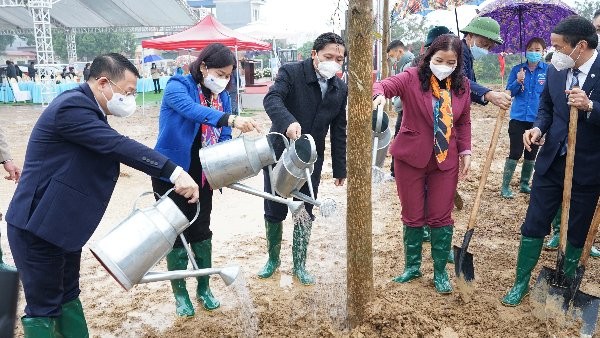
{"left": 546, "top": 284, "right": 600, "bottom": 336}
{"left": 453, "top": 245, "right": 474, "bottom": 282}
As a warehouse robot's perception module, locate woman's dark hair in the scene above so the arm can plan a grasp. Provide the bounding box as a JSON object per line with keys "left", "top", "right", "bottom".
{"left": 417, "top": 34, "right": 465, "bottom": 96}
{"left": 189, "top": 43, "right": 237, "bottom": 99}
{"left": 526, "top": 37, "right": 546, "bottom": 50}
{"left": 190, "top": 43, "right": 236, "bottom": 85}
{"left": 553, "top": 15, "right": 598, "bottom": 49}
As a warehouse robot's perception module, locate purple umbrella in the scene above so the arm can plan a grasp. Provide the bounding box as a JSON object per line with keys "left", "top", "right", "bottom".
{"left": 478, "top": 0, "right": 577, "bottom": 54}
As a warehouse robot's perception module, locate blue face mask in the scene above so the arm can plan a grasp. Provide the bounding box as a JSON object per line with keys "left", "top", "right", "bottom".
{"left": 470, "top": 44, "right": 489, "bottom": 60}
{"left": 525, "top": 51, "right": 543, "bottom": 63}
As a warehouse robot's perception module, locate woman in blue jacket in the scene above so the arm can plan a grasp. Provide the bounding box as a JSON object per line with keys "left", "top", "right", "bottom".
{"left": 501, "top": 37, "right": 548, "bottom": 198}
{"left": 152, "top": 43, "right": 258, "bottom": 317}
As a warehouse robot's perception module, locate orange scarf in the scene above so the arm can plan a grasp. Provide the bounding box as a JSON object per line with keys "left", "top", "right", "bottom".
{"left": 430, "top": 76, "right": 453, "bottom": 163}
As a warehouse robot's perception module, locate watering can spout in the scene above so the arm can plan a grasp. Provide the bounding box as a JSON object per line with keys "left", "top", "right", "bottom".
{"left": 219, "top": 266, "right": 241, "bottom": 286}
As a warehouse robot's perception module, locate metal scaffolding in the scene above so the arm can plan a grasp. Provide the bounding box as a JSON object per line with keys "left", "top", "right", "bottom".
{"left": 66, "top": 28, "right": 76, "bottom": 64}
{"left": 29, "top": 0, "right": 56, "bottom": 65}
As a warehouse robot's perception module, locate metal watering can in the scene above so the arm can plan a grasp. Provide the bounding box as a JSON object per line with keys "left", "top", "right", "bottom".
{"left": 198, "top": 132, "right": 305, "bottom": 214}
{"left": 270, "top": 134, "right": 337, "bottom": 217}
{"left": 199, "top": 133, "right": 276, "bottom": 189}
{"left": 90, "top": 189, "right": 240, "bottom": 291}
{"left": 372, "top": 105, "right": 392, "bottom": 182}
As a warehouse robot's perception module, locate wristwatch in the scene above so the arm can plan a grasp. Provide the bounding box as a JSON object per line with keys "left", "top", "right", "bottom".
{"left": 588, "top": 100, "right": 594, "bottom": 112}
{"left": 0, "top": 159, "right": 12, "bottom": 165}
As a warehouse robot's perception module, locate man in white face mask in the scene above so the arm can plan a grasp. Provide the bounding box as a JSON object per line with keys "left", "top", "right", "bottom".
{"left": 259, "top": 32, "right": 348, "bottom": 285}
{"left": 5, "top": 53, "right": 200, "bottom": 337}
{"left": 502, "top": 15, "right": 600, "bottom": 307}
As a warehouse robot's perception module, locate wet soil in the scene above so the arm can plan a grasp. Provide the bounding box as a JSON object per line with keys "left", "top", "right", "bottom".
{"left": 1, "top": 99, "right": 599, "bottom": 337}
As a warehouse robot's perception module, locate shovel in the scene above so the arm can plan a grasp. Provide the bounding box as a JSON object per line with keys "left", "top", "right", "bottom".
{"left": 535, "top": 104, "right": 579, "bottom": 289}
{"left": 546, "top": 202, "right": 600, "bottom": 336}
{"left": 454, "top": 100, "right": 509, "bottom": 282}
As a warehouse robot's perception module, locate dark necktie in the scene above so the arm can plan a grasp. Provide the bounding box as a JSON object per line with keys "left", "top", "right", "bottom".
{"left": 560, "top": 68, "right": 581, "bottom": 156}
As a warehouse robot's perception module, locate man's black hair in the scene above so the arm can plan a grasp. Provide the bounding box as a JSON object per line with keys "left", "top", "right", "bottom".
{"left": 386, "top": 40, "right": 405, "bottom": 53}
{"left": 594, "top": 9, "right": 600, "bottom": 19}
{"left": 545, "top": 51, "right": 553, "bottom": 62}
{"left": 89, "top": 53, "right": 140, "bottom": 80}
{"left": 312, "top": 32, "right": 347, "bottom": 56}
{"left": 552, "top": 15, "right": 598, "bottom": 49}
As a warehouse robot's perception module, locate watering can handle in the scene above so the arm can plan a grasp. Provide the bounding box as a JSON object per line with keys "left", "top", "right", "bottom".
{"left": 133, "top": 188, "right": 201, "bottom": 224}
{"left": 267, "top": 132, "right": 290, "bottom": 160}
{"left": 375, "top": 104, "right": 384, "bottom": 133}
{"left": 132, "top": 191, "right": 161, "bottom": 213}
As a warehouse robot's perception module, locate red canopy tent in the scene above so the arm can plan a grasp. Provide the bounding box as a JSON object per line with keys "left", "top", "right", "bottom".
{"left": 141, "top": 15, "right": 271, "bottom": 51}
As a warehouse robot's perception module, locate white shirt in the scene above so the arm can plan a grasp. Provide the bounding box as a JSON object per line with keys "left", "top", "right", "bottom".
{"left": 566, "top": 49, "right": 598, "bottom": 90}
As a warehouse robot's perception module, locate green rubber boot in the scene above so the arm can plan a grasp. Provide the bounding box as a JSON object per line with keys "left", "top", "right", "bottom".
{"left": 430, "top": 226, "right": 454, "bottom": 294}
{"left": 191, "top": 239, "right": 221, "bottom": 311}
{"left": 22, "top": 317, "right": 62, "bottom": 338}
{"left": 501, "top": 236, "right": 544, "bottom": 306}
{"left": 519, "top": 160, "right": 535, "bottom": 193}
{"left": 544, "top": 210, "right": 561, "bottom": 250}
{"left": 292, "top": 219, "right": 315, "bottom": 285}
{"left": 165, "top": 248, "right": 195, "bottom": 317}
{"left": 56, "top": 298, "right": 88, "bottom": 338}
{"left": 422, "top": 225, "right": 431, "bottom": 242}
{"left": 501, "top": 158, "right": 517, "bottom": 199}
{"left": 392, "top": 225, "right": 423, "bottom": 283}
{"left": 257, "top": 220, "right": 283, "bottom": 279}
{"left": 0, "top": 234, "right": 17, "bottom": 272}
{"left": 563, "top": 241, "right": 583, "bottom": 279}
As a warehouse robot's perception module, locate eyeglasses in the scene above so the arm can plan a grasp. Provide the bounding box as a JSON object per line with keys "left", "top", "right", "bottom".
{"left": 97, "top": 77, "right": 137, "bottom": 97}
{"left": 108, "top": 79, "right": 137, "bottom": 97}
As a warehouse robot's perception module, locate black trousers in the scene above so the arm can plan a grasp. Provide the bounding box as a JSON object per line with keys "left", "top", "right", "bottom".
{"left": 508, "top": 119, "right": 539, "bottom": 161}
{"left": 7, "top": 224, "right": 81, "bottom": 317}
{"left": 152, "top": 78, "right": 160, "bottom": 92}
{"left": 263, "top": 163, "right": 323, "bottom": 223}
{"left": 521, "top": 155, "right": 600, "bottom": 247}
{"left": 152, "top": 178, "right": 213, "bottom": 246}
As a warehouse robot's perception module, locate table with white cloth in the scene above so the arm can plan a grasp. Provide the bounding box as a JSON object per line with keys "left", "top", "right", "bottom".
{"left": 0, "top": 81, "right": 81, "bottom": 104}
{"left": 137, "top": 76, "right": 170, "bottom": 93}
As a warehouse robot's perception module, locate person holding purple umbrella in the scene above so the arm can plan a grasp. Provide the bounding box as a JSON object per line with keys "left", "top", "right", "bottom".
{"left": 501, "top": 37, "right": 548, "bottom": 199}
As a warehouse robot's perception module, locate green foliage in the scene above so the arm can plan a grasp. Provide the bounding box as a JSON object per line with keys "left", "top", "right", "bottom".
{"left": 473, "top": 53, "right": 525, "bottom": 85}
{"left": 17, "top": 31, "right": 137, "bottom": 63}
{"left": 390, "top": 16, "right": 429, "bottom": 46}
{"left": 0, "top": 35, "right": 16, "bottom": 52}
{"left": 574, "top": 0, "right": 600, "bottom": 20}
{"left": 297, "top": 41, "right": 313, "bottom": 61}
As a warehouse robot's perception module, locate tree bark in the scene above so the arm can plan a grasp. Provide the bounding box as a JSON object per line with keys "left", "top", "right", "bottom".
{"left": 346, "top": 0, "right": 374, "bottom": 329}
{"left": 381, "top": 0, "right": 390, "bottom": 112}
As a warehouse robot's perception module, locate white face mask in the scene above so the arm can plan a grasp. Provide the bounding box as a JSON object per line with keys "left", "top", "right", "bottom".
{"left": 103, "top": 82, "right": 136, "bottom": 117}
{"left": 203, "top": 73, "right": 229, "bottom": 94}
{"left": 551, "top": 45, "right": 580, "bottom": 71}
{"left": 315, "top": 55, "right": 342, "bottom": 79}
{"left": 429, "top": 61, "right": 456, "bottom": 81}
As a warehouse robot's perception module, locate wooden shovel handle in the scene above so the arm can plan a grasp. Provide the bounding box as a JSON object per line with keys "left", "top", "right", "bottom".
{"left": 558, "top": 104, "right": 580, "bottom": 253}
{"left": 467, "top": 100, "right": 508, "bottom": 231}
{"left": 580, "top": 202, "right": 600, "bottom": 268}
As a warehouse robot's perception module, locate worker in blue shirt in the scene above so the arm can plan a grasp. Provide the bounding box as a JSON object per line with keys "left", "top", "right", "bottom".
{"left": 501, "top": 37, "right": 548, "bottom": 199}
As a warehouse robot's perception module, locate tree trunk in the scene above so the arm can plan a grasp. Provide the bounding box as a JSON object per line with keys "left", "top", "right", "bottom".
{"left": 346, "top": 0, "right": 374, "bottom": 329}
{"left": 381, "top": 0, "right": 390, "bottom": 112}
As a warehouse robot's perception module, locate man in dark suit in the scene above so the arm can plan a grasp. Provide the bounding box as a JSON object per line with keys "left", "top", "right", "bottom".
{"left": 257, "top": 32, "right": 347, "bottom": 285}
{"left": 5, "top": 53, "right": 199, "bottom": 337}
{"left": 502, "top": 16, "right": 600, "bottom": 307}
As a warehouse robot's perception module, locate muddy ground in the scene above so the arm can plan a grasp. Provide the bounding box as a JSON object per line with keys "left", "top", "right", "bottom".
{"left": 1, "top": 96, "right": 599, "bottom": 338}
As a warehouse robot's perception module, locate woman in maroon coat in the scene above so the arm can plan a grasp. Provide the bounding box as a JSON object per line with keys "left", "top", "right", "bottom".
{"left": 373, "top": 34, "right": 472, "bottom": 294}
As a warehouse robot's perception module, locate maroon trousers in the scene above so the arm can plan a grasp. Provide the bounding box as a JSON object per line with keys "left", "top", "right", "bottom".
{"left": 394, "top": 152, "right": 458, "bottom": 227}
